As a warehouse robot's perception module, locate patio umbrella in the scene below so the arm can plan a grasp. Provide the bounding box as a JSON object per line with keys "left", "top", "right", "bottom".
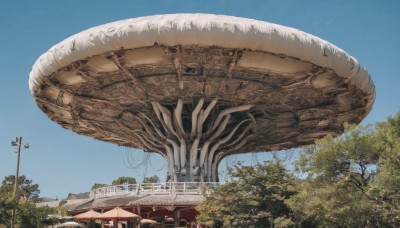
{"left": 73, "top": 209, "right": 101, "bottom": 221}
{"left": 140, "top": 219, "right": 158, "bottom": 224}
{"left": 94, "top": 207, "right": 140, "bottom": 220}
{"left": 59, "top": 221, "right": 84, "bottom": 227}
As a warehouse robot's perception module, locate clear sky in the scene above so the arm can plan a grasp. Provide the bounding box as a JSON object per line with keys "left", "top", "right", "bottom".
{"left": 0, "top": 0, "right": 399, "bottom": 199}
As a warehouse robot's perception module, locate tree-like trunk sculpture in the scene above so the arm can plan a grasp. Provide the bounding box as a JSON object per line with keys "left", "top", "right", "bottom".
{"left": 134, "top": 98, "right": 256, "bottom": 182}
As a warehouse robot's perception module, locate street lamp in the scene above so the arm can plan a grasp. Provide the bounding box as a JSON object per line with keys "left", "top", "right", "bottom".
{"left": 10, "top": 137, "right": 29, "bottom": 228}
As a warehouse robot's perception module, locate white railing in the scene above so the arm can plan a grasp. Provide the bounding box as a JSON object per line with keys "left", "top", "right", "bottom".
{"left": 89, "top": 182, "right": 224, "bottom": 199}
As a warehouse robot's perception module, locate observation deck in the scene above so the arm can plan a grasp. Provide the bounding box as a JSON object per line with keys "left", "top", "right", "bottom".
{"left": 89, "top": 182, "right": 223, "bottom": 199}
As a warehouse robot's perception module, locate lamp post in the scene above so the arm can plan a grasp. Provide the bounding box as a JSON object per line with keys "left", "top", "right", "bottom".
{"left": 10, "top": 137, "right": 29, "bottom": 228}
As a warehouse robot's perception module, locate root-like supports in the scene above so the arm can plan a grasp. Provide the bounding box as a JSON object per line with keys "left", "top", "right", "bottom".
{"left": 135, "top": 98, "right": 255, "bottom": 182}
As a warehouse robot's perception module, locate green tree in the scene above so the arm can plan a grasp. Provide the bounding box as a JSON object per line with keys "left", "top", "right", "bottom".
{"left": 0, "top": 175, "right": 56, "bottom": 227}
{"left": 0, "top": 192, "right": 18, "bottom": 226}
{"left": 288, "top": 121, "right": 400, "bottom": 227}
{"left": 54, "top": 204, "right": 69, "bottom": 216}
{"left": 111, "top": 176, "right": 137, "bottom": 185}
{"left": 17, "top": 201, "right": 55, "bottom": 227}
{"left": 143, "top": 175, "right": 160, "bottom": 184}
{"left": 368, "top": 113, "right": 400, "bottom": 224}
{"left": 0, "top": 175, "right": 40, "bottom": 201}
{"left": 196, "top": 161, "right": 295, "bottom": 227}
{"left": 91, "top": 183, "right": 107, "bottom": 190}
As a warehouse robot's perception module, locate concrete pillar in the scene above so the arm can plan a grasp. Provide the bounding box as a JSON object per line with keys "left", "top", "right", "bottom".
{"left": 174, "top": 210, "right": 180, "bottom": 228}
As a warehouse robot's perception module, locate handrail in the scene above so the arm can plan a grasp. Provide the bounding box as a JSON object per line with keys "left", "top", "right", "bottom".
{"left": 89, "top": 182, "right": 224, "bottom": 199}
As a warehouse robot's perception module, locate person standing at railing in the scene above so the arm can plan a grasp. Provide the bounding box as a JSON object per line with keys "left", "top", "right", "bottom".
{"left": 166, "top": 172, "right": 171, "bottom": 183}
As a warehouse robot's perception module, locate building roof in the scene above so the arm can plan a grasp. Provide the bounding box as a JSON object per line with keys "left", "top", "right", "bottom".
{"left": 36, "top": 200, "right": 61, "bottom": 208}
{"left": 68, "top": 193, "right": 204, "bottom": 212}
{"left": 67, "top": 192, "right": 90, "bottom": 200}
{"left": 71, "top": 195, "right": 140, "bottom": 211}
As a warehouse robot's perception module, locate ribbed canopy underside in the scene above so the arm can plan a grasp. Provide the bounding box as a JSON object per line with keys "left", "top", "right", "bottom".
{"left": 29, "top": 14, "right": 375, "bottom": 154}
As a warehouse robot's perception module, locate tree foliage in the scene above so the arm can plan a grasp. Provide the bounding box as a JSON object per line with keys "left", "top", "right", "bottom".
{"left": 369, "top": 113, "right": 400, "bottom": 224}
{"left": 91, "top": 183, "right": 107, "bottom": 190}
{"left": 16, "top": 201, "right": 55, "bottom": 227}
{"left": 0, "top": 175, "right": 57, "bottom": 227}
{"left": 196, "top": 161, "right": 295, "bottom": 227}
{"left": 91, "top": 177, "right": 138, "bottom": 190}
{"left": 143, "top": 175, "right": 160, "bottom": 184}
{"left": 0, "top": 192, "right": 18, "bottom": 226}
{"left": 197, "top": 112, "right": 400, "bottom": 227}
{"left": 111, "top": 176, "right": 137, "bottom": 185}
{"left": 288, "top": 118, "right": 400, "bottom": 227}
{"left": 0, "top": 175, "right": 40, "bottom": 201}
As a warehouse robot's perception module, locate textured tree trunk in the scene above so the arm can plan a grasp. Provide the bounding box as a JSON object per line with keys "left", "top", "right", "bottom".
{"left": 135, "top": 98, "right": 256, "bottom": 182}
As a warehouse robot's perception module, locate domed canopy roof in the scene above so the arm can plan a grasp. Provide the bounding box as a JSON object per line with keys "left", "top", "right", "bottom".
{"left": 29, "top": 14, "right": 375, "bottom": 153}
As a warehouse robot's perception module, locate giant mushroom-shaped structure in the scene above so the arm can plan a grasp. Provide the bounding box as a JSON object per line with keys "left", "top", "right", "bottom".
{"left": 29, "top": 14, "right": 375, "bottom": 182}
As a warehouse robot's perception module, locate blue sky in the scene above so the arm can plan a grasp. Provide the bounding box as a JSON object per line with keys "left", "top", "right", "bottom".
{"left": 0, "top": 0, "right": 399, "bottom": 198}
